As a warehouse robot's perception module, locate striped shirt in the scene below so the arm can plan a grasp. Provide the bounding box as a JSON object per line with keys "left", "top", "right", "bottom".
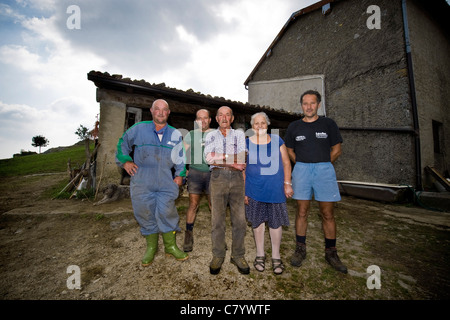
{"left": 204, "top": 128, "right": 246, "bottom": 169}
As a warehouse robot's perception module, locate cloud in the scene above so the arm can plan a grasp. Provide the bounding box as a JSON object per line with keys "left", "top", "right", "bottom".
{"left": 157, "top": 0, "right": 307, "bottom": 101}
{"left": 0, "top": 2, "right": 104, "bottom": 158}
{"left": 16, "top": 0, "right": 57, "bottom": 12}
{"left": 0, "top": 0, "right": 317, "bottom": 159}
{"left": 0, "top": 97, "right": 96, "bottom": 156}
{"left": 0, "top": 44, "right": 41, "bottom": 71}
{"left": 47, "top": 0, "right": 239, "bottom": 77}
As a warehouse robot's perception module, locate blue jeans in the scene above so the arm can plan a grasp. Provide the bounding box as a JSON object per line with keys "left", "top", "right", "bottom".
{"left": 210, "top": 169, "right": 246, "bottom": 258}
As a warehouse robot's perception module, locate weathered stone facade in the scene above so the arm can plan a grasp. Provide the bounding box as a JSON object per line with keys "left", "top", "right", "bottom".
{"left": 245, "top": 0, "right": 450, "bottom": 190}
{"left": 407, "top": 0, "right": 450, "bottom": 188}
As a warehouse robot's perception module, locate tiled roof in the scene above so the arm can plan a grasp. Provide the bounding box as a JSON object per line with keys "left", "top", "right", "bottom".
{"left": 88, "top": 70, "right": 300, "bottom": 118}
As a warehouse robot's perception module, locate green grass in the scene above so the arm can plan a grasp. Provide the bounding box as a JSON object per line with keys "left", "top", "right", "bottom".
{"left": 0, "top": 144, "right": 91, "bottom": 177}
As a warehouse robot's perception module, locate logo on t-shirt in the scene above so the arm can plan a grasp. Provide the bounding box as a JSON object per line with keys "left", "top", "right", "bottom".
{"left": 315, "top": 132, "right": 328, "bottom": 139}
{"left": 295, "top": 135, "right": 306, "bottom": 141}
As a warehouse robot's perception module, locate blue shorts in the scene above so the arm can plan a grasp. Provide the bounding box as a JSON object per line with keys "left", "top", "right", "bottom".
{"left": 292, "top": 162, "right": 341, "bottom": 202}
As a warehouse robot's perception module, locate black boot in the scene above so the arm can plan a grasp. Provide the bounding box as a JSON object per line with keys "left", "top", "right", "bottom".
{"left": 183, "top": 229, "right": 193, "bottom": 252}
{"left": 290, "top": 242, "right": 306, "bottom": 267}
{"left": 325, "top": 247, "right": 347, "bottom": 274}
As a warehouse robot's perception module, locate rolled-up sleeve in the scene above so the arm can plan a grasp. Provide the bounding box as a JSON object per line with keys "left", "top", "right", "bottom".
{"left": 235, "top": 129, "right": 246, "bottom": 154}
{"left": 204, "top": 130, "right": 216, "bottom": 158}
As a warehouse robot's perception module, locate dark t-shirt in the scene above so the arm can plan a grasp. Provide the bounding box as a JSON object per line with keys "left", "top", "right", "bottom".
{"left": 284, "top": 116, "right": 343, "bottom": 163}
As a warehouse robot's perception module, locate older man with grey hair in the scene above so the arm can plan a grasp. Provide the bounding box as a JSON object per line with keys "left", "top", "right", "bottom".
{"left": 204, "top": 106, "right": 249, "bottom": 275}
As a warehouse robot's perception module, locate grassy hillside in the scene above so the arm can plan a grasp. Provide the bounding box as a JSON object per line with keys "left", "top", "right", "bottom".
{"left": 0, "top": 144, "right": 92, "bottom": 177}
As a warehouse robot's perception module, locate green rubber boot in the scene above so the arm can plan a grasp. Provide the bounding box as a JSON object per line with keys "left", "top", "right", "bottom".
{"left": 162, "top": 231, "right": 188, "bottom": 261}
{"left": 142, "top": 233, "right": 159, "bottom": 267}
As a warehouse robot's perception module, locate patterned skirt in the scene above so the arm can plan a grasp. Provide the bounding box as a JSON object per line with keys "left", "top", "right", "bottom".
{"left": 245, "top": 197, "right": 290, "bottom": 229}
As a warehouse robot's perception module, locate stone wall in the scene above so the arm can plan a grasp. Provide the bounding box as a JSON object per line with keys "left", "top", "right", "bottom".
{"left": 248, "top": 0, "right": 419, "bottom": 186}
{"left": 96, "top": 94, "right": 127, "bottom": 188}
{"left": 407, "top": 0, "right": 450, "bottom": 187}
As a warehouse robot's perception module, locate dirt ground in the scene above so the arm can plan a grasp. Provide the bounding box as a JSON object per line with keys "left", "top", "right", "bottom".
{"left": 0, "top": 172, "right": 449, "bottom": 301}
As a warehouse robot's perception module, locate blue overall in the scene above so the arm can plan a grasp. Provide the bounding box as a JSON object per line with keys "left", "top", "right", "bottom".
{"left": 116, "top": 121, "right": 186, "bottom": 236}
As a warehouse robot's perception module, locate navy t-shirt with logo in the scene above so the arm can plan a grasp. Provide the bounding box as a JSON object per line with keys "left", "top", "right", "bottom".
{"left": 284, "top": 116, "right": 343, "bottom": 163}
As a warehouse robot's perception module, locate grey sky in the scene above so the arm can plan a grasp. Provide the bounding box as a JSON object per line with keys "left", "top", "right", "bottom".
{"left": 0, "top": 0, "right": 316, "bottom": 158}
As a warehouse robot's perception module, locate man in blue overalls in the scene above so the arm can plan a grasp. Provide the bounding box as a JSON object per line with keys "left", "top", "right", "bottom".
{"left": 116, "top": 99, "right": 188, "bottom": 266}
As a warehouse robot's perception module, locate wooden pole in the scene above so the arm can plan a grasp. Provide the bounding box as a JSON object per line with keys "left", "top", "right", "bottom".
{"left": 52, "top": 170, "right": 83, "bottom": 200}
{"left": 94, "top": 154, "right": 107, "bottom": 201}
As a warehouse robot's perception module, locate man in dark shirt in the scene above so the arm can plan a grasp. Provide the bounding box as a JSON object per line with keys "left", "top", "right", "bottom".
{"left": 284, "top": 90, "right": 347, "bottom": 274}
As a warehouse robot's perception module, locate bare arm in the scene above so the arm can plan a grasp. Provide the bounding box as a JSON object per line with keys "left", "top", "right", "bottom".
{"left": 280, "top": 145, "right": 292, "bottom": 183}
{"left": 330, "top": 143, "right": 342, "bottom": 163}
{"left": 183, "top": 140, "right": 191, "bottom": 155}
{"left": 183, "top": 140, "right": 190, "bottom": 177}
{"left": 286, "top": 147, "right": 296, "bottom": 164}
{"left": 280, "top": 145, "right": 293, "bottom": 198}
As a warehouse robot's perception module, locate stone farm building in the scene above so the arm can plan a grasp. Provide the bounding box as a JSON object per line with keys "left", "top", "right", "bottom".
{"left": 87, "top": 71, "right": 297, "bottom": 188}
{"left": 244, "top": 0, "right": 450, "bottom": 198}
{"left": 88, "top": 0, "right": 449, "bottom": 203}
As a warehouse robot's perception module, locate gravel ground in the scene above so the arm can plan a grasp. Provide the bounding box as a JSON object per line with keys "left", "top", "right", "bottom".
{"left": 0, "top": 173, "right": 449, "bottom": 304}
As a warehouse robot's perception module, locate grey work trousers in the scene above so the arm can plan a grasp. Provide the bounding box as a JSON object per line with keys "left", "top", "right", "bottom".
{"left": 210, "top": 168, "right": 246, "bottom": 258}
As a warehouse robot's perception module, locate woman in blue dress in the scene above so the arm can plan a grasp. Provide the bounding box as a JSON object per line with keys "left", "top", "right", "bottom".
{"left": 245, "top": 112, "right": 293, "bottom": 275}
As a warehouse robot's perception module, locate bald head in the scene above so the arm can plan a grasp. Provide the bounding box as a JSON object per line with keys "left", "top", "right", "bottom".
{"left": 151, "top": 99, "right": 169, "bottom": 109}
{"left": 150, "top": 99, "right": 170, "bottom": 125}
{"left": 195, "top": 109, "right": 211, "bottom": 131}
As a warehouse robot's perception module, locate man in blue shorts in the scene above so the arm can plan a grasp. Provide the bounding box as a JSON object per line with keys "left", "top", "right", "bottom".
{"left": 284, "top": 90, "right": 347, "bottom": 273}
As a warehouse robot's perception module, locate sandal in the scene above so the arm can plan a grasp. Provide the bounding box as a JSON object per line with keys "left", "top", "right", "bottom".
{"left": 272, "top": 258, "right": 284, "bottom": 275}
{"left": 253, "top": 256, "right": 266, "bottom": 272}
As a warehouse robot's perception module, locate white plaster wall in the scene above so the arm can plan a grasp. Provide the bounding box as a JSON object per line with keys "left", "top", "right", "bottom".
{"left": 247, "top": 75, "right": 325, "bottom": 115}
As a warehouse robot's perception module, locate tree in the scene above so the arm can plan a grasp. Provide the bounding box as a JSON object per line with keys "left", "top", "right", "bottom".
{"left": 75, "top": 125, "right": 91, "bottom": 141}
{"left": 31, "top": 135, "right": 49, "bottom": 154}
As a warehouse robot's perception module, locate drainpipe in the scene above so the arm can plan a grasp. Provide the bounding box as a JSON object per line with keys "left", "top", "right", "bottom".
{"left": 402, "top": 0, "right": 422, "bottom": 190}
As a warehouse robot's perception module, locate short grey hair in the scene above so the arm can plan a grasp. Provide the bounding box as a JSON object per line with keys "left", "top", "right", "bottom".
{"left": 250, "top": 112, "right": 271, "bottom": 126}
{"left": 216, "top": 106, "right": 233, "bottom": 117}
